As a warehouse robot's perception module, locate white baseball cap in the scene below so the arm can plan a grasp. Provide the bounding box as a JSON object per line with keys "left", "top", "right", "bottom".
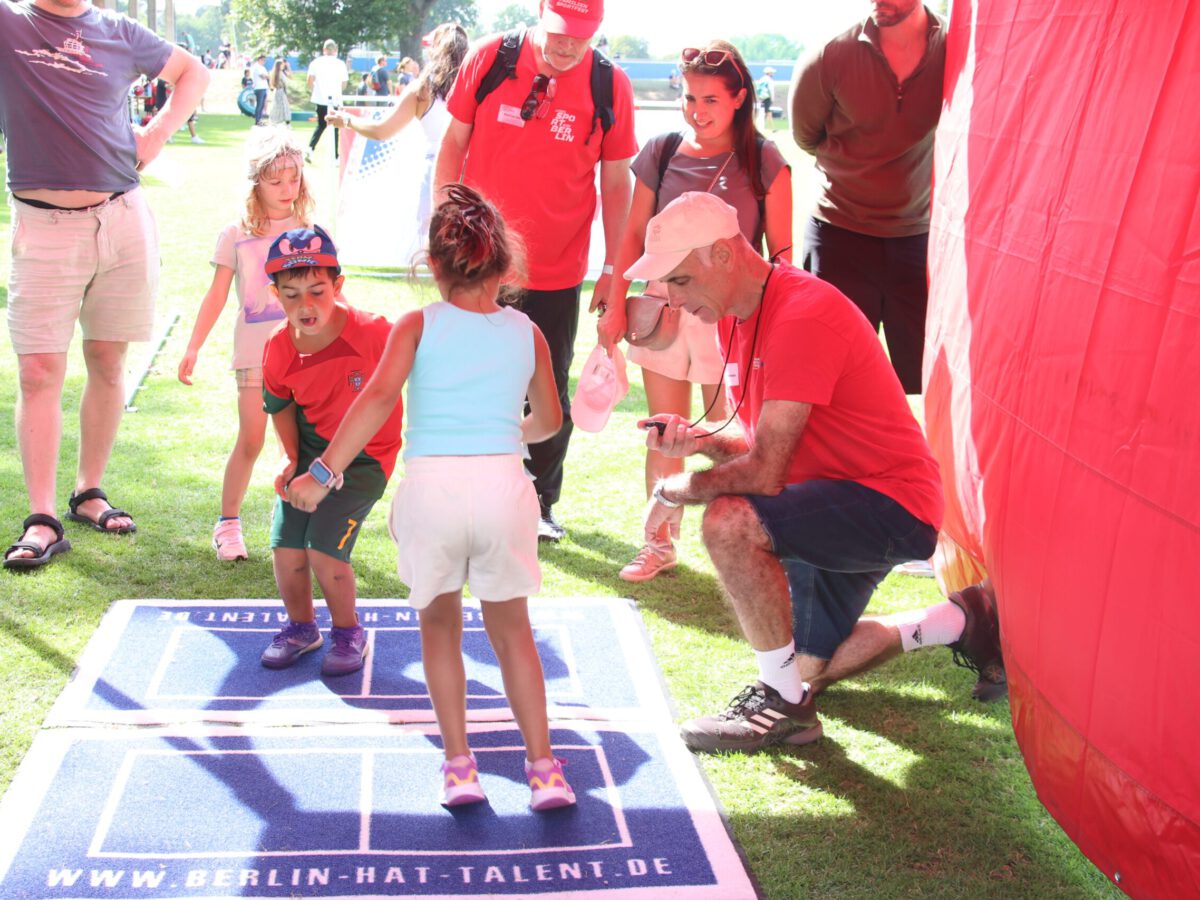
{"left": 624, "top": 192, "right": 741, "bottom": 282}
{"left": 571, "top": 344, "right": 628, "bottom": 433}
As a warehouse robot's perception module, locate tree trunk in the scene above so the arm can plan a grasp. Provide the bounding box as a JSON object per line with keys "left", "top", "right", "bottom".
{"left": 164, "top": 0, "right": 175, "bottom": 42}
{"left": 147, "top": 0, "right": 156, "bottom": 34}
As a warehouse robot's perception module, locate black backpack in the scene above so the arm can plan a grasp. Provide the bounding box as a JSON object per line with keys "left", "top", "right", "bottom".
{"left": 654, "top": 131, "right": 769, "bottom": 245}
{"left": 473, "top": 26, "right": 615, "bottom": 142}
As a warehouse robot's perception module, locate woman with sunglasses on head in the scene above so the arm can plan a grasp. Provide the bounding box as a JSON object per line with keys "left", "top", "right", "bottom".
{"left": 596, "top": 40, "right": 792, "bottom": 582}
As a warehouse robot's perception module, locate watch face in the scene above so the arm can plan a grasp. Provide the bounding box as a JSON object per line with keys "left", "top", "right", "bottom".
{"left": 309, "top": 459, "right": 333, "bottom": 486}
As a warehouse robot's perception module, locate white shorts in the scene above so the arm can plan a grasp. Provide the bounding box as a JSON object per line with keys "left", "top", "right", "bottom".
{"left": 627, "top": 282, "right": 726, "bottom": 383}
{"left": 7, "top": 188, "right": 159, "bottom": 355}
{"left": 389, "top": 454, "right": 541, "bottom": 610}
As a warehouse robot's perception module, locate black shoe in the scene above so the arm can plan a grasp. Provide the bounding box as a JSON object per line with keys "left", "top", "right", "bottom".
{"left": 537, "top": 507, "right": 565, "bottom": 543}
{"left": 680, "top": 682, "right": 822, "bottom": 753}
{"left": 948, "top": 584, "right": 1007, "bottom": 702}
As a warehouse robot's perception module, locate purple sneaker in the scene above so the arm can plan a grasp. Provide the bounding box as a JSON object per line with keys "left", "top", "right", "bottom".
{"left": 525, "top": 757, "right": 576, "bottom": 811}
{"left": 440, "top": 754, "right": 487, "bottom": 807}
{"left": 260, "top": 621, "right": 322, "bottom": 669}
{"left": 321, "top": 624, "right": 368, "bottom": 676}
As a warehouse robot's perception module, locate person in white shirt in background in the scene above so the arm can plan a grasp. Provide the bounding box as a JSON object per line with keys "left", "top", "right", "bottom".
{"left": 306, "top": 39, "right": 348, "bottom": 160}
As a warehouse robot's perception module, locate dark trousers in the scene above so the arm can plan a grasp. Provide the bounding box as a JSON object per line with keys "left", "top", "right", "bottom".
{"left": 309, "top": 104, "right": 340, "bottom": 158}
{"left": 516, "top": 285, "right": 581, "bottom": 510}
{"left": 746, "top": 480, "right": 937, "bottom": 659}
{"left": 802, "top": 217, "right": 929, "bottom": 394}
{"left": 252, "top": 88, "right": 268, "bottom": 124}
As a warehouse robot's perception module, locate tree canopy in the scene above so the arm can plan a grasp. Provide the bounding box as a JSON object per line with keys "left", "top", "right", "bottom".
{"left": 490, "top": 2, "right": 537, "bottom": 33}
{"left": 229, "top": 0, "right": 442, "bottom": 57}
{"left": 607, "top": 34, "right": 648, "bottom": 59}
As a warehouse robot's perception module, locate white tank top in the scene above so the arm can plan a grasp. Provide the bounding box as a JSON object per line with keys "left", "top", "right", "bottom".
{"left": 419, "top": 96, "right": 452, "bottom": 160}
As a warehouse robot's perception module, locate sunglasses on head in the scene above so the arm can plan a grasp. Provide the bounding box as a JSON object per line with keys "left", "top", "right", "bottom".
{"left": 681, "top": 47, "right": 732, "bottom": 67}
{"left": 680, "top": 47, "right": 744, "bottom": 90}
{"left": 520, "top": 73, "right": 557, "bottom": 121}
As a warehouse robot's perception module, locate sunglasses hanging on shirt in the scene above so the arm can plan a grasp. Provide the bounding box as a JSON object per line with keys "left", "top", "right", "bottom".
{"left": 520, "top": 74, "right": 557, "bottom": 121}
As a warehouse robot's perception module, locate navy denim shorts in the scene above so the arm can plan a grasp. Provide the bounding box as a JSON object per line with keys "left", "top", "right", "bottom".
{"left": 746, "top": 479, "right": 937, "bottom": 660}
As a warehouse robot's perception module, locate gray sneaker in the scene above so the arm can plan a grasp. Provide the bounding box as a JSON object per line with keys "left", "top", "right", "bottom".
{"left": 322, "top": 624, "right": 368, "bottom": 676}
{"left": 261, "top": 621, "right": 322, "bottom": 669}
{"left": 681, "top": 682, "right": 822, "bottom": 753}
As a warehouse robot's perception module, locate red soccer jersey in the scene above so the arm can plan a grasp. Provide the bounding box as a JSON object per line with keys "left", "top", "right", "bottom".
{"left": 262, "top": 304, "right": 403, "bottom": 479}
{"left": 718, "top": 262, "right": 944, "bottom": 529}
{"left": 446, "top": 34, "right": 638, "bottom": 291}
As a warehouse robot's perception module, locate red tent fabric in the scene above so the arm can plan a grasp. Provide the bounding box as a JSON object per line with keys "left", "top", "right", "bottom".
{"left": 925, "top": 1, "right": 1200, "bottom": 894}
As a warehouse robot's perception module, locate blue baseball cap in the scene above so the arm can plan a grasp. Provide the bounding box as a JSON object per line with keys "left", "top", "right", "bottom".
{"left": 265, "top": 224, "right": 340, "bottom": 276}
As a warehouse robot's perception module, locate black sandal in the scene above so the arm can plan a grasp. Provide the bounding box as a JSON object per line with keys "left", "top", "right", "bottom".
{"left": 4, "top": 513, "right": 72, "bottom": 570}
{"left": 65, "top": 488, "right": 138, "bottom": 534}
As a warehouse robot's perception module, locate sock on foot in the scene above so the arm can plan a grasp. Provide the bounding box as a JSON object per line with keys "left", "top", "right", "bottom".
{"left": 884, "top": 600, "right": 968, "bottom": 652}
{"left": 755, "top": 641, "right": 805, "bottom": 704}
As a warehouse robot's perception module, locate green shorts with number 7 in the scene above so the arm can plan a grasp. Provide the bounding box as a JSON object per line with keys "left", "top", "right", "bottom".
{"left": 270, "top": 458, "right": 387, "bottom": 562}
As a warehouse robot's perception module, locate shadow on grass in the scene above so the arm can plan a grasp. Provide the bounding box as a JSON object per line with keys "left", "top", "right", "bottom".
{"left": 541, "top": 527, "right": 744, "bottom": 641}
{"left": 0, "top": 284, "right": 7, "bottom": 311}
{"left": 0, "top": 612, "right": 76, "bottom": 676}
{"left": 718, "top": 679, "right": 1114, "bottom": 897}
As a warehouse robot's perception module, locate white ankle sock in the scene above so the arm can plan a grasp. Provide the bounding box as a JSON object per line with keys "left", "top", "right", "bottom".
{"left": 884, "top": 600, "right": 968, "bottom": 652}
{"left": 755, "top": 641, "right": 806, "bottom": 704}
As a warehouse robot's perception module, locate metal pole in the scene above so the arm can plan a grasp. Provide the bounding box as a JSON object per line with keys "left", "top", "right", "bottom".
{"left": 125, "top": 312, "right": 179, "bottom": 411}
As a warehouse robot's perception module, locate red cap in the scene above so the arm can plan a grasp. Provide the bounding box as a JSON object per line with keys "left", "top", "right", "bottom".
{"left": 541, "top": 0, "right": 603, "bottom": 39}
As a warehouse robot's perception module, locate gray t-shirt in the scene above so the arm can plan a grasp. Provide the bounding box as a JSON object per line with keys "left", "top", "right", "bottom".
{"left": 632, "top": 131, "right": 788, "bottom": 250}
{"left": 0, "top": 0, "right": 173, "bottom": 192}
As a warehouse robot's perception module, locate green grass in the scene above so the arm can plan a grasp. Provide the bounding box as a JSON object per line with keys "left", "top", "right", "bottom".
{"left": 0, "top": 114, "right": 1116, "bottom": 898}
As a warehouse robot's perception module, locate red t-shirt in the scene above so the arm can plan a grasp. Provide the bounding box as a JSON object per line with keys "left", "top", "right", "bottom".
{"left": 262, "top": 304, "right": 403, "bottom": 479}
{"left": 446, "top": 34, "right": 638, "bottom": 291}
{"left": 718, "top": 263, "right": 944, "bottom": 529}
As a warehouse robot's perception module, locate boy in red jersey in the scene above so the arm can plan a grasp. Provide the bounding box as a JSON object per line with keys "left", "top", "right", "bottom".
{"left": 258, "top": 225, "right": 403, "bottom": 677}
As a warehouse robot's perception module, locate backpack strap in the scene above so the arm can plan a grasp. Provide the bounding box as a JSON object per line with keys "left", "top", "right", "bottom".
{"left": 653, "top": 131, "right": 685, "bottom": 212}
{"left": 474, "top": 26, "right": 525, "bottom": 104}
{"left": 587, "top": 47, "right": 615, "bottom": 141}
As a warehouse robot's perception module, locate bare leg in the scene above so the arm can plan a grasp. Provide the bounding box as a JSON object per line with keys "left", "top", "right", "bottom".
{"left": 221, "top": 387, "right": 268, "bottom": 517}
{"left": 272, "top": 547, "right": 315, "bottom": 623}
{"left": 419, "top": 591, "right": 469, "bottom": 759}
{"left": 308, "top": 549, "right": 358, "bottom": 629}
{"left": 699, "top": 380, "right": 728, "bottom": 422}
{"left": 802, "top": 619, "right": 903, "bottom": 694}
{"left": 8, "top": 352, "right": 68, "bottom": 559}
{"left": 640, "top": 369, "right": 690, "bottom": 546}
{"left": 481, "top": 597, "right": 551, "bottom": 762}
{"left": 74, "top": 340, "right": 133, "bottom": 530}
{"left": 701, "top": 495, "right": 793, "bottom": 650}
{"left": 641, "top": 367, "right": 690, "bottom": 497}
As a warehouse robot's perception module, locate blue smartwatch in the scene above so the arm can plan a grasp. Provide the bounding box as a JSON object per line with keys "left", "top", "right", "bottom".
{"left": 307, "top": 456, "right": 343, "bottom": 490}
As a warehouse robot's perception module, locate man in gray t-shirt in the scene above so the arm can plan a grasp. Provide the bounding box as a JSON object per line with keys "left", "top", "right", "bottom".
{"left": 0, "top": 0, "right": 209, "bottom": 570}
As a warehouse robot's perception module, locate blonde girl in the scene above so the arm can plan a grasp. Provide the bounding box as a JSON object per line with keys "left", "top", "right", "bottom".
{"left": 178, "top": 126, "right": 314, "bottom": 560}
{"left": 287, "top": 185, "right": 574, "bottom": 811}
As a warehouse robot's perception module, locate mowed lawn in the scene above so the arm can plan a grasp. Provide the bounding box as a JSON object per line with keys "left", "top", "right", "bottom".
{"left": 0, "top": 114, "right": 1117, "bottom": 898}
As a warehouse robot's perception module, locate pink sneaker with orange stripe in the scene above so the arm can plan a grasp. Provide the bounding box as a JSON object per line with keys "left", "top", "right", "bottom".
{"left": 525, "top": 757, "right": 576, "bottom": 811}
{"left": 440, "top": 754, "right": 486, "bottom": 807}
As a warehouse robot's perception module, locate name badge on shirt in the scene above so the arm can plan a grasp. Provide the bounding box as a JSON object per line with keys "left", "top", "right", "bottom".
{"left": 497, "top": 104, "right": 526, "bottom": 128}
{"left": 724, "top": 362, "right": 740, "bottom": 388}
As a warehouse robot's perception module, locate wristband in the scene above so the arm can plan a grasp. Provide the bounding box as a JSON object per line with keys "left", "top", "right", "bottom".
{"left": 652, "top": 482, "right": 682, "bottom": 509}
{"left": 308, "top": 456, "right": 344, "bottom": 491}
{"left": 602, "top": 264, "right": 614, "bottom": 275}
